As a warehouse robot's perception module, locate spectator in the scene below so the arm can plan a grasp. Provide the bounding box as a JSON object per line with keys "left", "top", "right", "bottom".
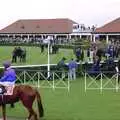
{"left": 40, "top": 44, "right": 44, "bottom": 53}
{"left": 87, "top": 48, "right": 90, "bottom": 61}
{"left": 96, "top": 49, "right": 103, "bottom": 61}
{"left": 57, "top": 57, "right": 67, "bottom": 80}
{"left": 87, "top": 56, "right": 101, "bottom": 80}
{"left": 92, "top": 56, "right": 101, "bottom": 72}
{"left": 80, "top": 49, "right": 84, "bottom": 61}
{"left": 89, "top": 48, "right": 94, "bottom": 62}
{"left": 103, "top": 56, "right": 114, "bottom": 72}
{"left": 12, "top": 47, "right": 17, "bottom": 63}
{"left": 106, "top": 57, "right": 114, "bottom": 65}
{"left": 108, "top": 45, "right": 114, "bottom": 58}
{"left": 68, "top": 58, "right": 78, "bottom": 80}
{"left": 75, "top": 48, "right": 81, "bottom": 62}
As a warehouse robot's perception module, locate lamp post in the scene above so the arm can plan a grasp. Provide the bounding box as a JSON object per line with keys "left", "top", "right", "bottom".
{"left": 43, "top": 36, "right": 52, "bottom": 78}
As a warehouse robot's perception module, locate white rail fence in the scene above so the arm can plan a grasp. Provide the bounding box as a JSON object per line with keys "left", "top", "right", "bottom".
{"left": 16, "top": 70, "right": 70, "bottom": 91}
{"left": 85, "top": 72, "right": 120, "bottom": 92}
{"left": 15, "top": 70, "right": 119, "bottom": 92}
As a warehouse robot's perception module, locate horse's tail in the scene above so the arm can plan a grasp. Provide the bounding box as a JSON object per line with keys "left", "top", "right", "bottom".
{"left": 36, "top": 89, "right": 44, "bottom": 117}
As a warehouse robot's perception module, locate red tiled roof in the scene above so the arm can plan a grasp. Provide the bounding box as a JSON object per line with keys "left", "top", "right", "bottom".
{"left": 95, "top": 17, "right": 120, "bottom": 33}
{"left": 0, "top": 18, "right": 77, "bottom": 34}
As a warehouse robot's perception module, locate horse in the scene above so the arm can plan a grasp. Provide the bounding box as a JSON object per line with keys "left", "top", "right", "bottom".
{"left": 12, "top": 47, "right": 26, "bottom": 63}
{"left": 0, "top": 84, "right": 44, "bottom": 120}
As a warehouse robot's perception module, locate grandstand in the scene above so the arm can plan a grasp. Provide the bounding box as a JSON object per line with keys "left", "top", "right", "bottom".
{"left": 0, "top": 18, "right": 93, "bottom": 45}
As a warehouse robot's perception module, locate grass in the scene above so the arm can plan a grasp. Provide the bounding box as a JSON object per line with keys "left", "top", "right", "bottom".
{"left": 0, "top": 46, "right": 75, "bottom": 66}
{"left": 1, "top": 78, "right": 120, "bottom": 120}
{"left": 0, "top": 46, "right": 120, "bottom": 120}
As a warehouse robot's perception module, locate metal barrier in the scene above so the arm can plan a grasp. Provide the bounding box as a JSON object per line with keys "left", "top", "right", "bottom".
{"left": 16, "top": 70, "right": 70, "bottom": 91}
{"left": 85, "top": 71, "right": 120, "bottom": 92}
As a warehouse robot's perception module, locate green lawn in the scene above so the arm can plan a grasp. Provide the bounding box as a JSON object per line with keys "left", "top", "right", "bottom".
{"left": 0, "top": 46, "right": 120, "bottom": 120}
{"left": 1, "top": 78, "right": 120, "bottom": 120}
{"left": 0, "top": 46, "right": 75, "bottom": 66}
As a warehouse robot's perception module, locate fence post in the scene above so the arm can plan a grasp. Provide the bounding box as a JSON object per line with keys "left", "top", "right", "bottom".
{"left": 100, "top": 72, "right": 103, "bottom": 93}
{"left": 52, "top": 72, "right": 55, "bottom": 90}
{"left": 116, "top": 72, "right": 119, "bottom": 92}
{"left": 23, "top": 71, "right": 26, "bottom": 85}
{"left": 67, "top": 72, "right": 70, "bottom": 92}
{"left": 85, "top": 72, "right": 87, "bottom": 92}
{"left": 37, "top": 72, "right": 40, "bottom": 88}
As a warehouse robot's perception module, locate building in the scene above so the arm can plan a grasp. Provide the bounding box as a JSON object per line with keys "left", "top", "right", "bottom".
{"left": 94, "top": 17, "right": 120, "bottom": 43}
{"left": 0, "top": 18, "right": 92, "bottom": 44}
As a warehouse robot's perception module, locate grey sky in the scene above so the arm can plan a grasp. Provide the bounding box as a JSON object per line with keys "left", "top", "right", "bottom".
{"left": 0, "top": 0, "right": 120, "bottom": 29}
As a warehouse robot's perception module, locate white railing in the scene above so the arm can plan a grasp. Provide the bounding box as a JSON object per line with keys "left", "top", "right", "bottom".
{"left": 16, "top": 70, "right": 70, "bottom": 91}
{"left": 85, "top": 72, "right": 120, "bottom": 92}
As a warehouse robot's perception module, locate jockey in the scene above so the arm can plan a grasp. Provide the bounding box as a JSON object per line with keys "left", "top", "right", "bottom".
{"left": 0, "top": 61, "right": 16, "bottom": 86}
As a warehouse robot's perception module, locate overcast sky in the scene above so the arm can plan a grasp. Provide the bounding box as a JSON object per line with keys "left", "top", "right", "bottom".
{"left": 0, "top": 0, "right": 120, "bottom": 29}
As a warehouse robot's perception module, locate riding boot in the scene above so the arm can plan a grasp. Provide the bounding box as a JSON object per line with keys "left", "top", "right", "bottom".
{"left": 0, "top": 85, "right": 7, "bottom": 94}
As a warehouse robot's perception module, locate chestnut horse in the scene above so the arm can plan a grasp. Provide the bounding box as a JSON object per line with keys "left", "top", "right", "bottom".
{"left": 0, "top": 85, "right": 44, "bottom": 120}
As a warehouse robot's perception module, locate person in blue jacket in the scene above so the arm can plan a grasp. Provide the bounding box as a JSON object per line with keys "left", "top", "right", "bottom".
{"left": 68, "top": 58, "right": 78, "bottom": 80}
{"left": 0, "top": 61, "right": 16, "bottom": 86}
{"left": 91, "top": 56, "right": 100, "bottom": 71}
{"left": 88, "top": 56, "right": 101, "bottom": 76}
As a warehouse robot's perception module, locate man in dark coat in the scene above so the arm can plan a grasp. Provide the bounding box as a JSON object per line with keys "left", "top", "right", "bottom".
{"left": 57, "top": 57, "right": 67, "bottom": 80}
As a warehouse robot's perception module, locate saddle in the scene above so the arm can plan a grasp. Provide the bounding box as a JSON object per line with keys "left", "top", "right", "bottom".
{"left": 0, "top": 84, "right": 14, "bottom": 95}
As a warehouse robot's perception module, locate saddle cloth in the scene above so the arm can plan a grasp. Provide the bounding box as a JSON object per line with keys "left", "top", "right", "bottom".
{"left": 4, "top": 85, "right": 14, "bottom": 95}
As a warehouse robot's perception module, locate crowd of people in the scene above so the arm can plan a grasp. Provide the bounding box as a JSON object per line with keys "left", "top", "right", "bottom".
{"left": 90, "top": 41, "right": 120, "bottom": 72}
{"left": 0, "top": 37, "right": 70, "bottom": 45}
{"left": 40, "top": 44, "right": 59, "bottom": 54}
{"left": 55, "top": 40, "right": 120, "bottom": 80}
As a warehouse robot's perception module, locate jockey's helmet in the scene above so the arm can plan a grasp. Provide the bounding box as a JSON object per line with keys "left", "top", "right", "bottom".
{"left": 3, "top": 61, "right": 11, "bottom": 68}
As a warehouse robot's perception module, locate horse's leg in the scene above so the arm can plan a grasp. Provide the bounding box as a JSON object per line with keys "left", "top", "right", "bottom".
{"left": 2, "top": 104, "right": 6, "bottom": 120}
{"left": 10, "top": 103, "right": 15, "bottom": 108}
{"left": 28, "top": 108, "right": 38, "bottom": 120}
{"left": 21, "top": 97, "right": 38, "bottom": 120}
